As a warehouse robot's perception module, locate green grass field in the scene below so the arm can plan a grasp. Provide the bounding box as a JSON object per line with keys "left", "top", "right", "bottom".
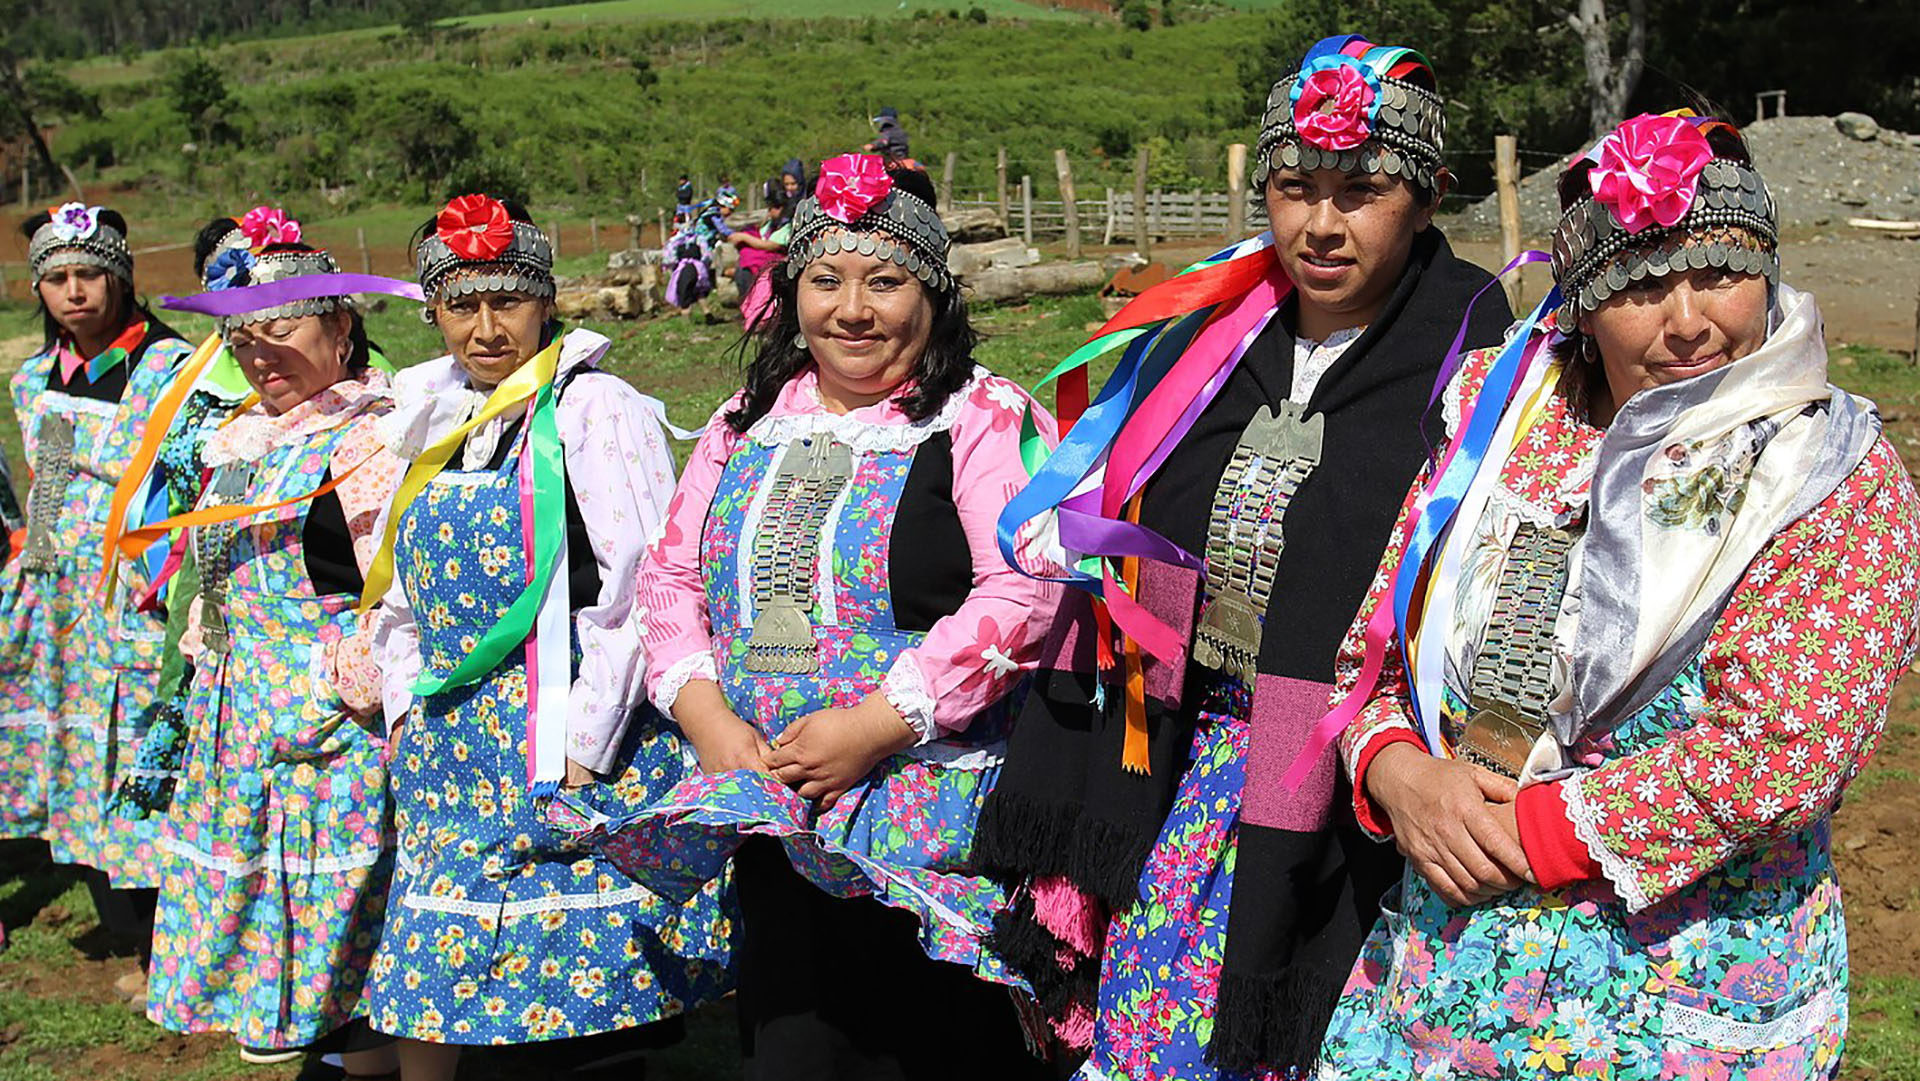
{"left": 453, "top": 0, "right": 1084, "bottom": 27}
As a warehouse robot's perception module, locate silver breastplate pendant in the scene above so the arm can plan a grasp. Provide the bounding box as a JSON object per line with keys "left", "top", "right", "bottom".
{"left": 20, "top": 413, "right": 76, "bottom": 573}
{"left": 744, "top": 438, "right": 854, "bottom": 675}
{"left": 1192, "top": 401, "right": 1324, "bottom": 680}
{"left": 193, "top": 462, "right": 258, "bottom": 657}
{"left": 1460, "top": 521, "right": 1576, "bottom": 779}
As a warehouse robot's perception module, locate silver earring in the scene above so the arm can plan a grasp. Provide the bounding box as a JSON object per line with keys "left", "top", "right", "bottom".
{"left": 792, "top": 333, "right": 808, "bottom": 352}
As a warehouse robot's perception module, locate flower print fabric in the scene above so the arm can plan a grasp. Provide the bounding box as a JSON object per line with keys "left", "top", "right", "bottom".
{"left": 145, "top": 376, "right": 405, "bottom": 1049}
{"left": 594, "top": 366, "right": 1060, "bottom": 981}
{"left": 0, "top": 331, "right": 191, "bottom": 881}
{"left": 366, "top": 336, "right": 731, "bottom": 1045}
{"left": 1321, "top": 344, "right": 1920, "bottom": 1081}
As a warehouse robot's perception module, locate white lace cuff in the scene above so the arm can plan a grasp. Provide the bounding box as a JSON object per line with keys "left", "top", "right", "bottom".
{"left": 652, "top": 652, "right": 719, "bottom": 720}
{"left": 881, "top": 655, "right": 938, "bottom": 746}
{"left": 1564, "top": 779, "right": 1653, "bottom": 912}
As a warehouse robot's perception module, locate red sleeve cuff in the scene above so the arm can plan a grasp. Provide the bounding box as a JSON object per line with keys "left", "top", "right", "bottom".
{"left": 1350, "top": 729, "right": 1426, "bottom": 837}
{"left": 1516, "top": 780, "right": 1603, "bottom": 891}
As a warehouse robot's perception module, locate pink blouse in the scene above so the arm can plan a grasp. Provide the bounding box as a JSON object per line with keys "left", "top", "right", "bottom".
{"left": 639, "top": 366, "right": 1063, "bottom": 743}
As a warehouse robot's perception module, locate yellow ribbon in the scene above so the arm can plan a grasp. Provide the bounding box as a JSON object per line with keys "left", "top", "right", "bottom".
{"left": 358, "top": 339, "right": 563, "bottom": 613}
{"left": 95, "top": 333, "right": 225, "bottom": 604}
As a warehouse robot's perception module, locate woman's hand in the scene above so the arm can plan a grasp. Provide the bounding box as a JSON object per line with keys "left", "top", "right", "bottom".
{"left": 674, "top": 679, "right": 774, "bottom": 775}
{"left": 765, "top": 692, "right": 917, "bottom": 810}
{"left": 1366, "top": 742, "right": 1535, "bottom": 907}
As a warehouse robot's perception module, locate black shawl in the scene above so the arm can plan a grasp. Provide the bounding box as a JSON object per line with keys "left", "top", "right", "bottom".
{"left": 975, "top": 228, "right": 1512, "bottom": 1072}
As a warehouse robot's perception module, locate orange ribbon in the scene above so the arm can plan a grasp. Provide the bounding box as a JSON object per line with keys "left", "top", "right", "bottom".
{"left": 1119, "top": 494, "right": 1151, "bottom": 775}
{"left": 96, "top": 334, "right": 225, "bottom": 602}
{"left": 114, "top": 453, "right": 375, "bottom": 560}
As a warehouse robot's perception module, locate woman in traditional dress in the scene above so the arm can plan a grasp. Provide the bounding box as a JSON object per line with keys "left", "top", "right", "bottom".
{"left": 136, "top": 240, "right": 417, "bottom": 1074}
{"left": 972, "top": 36, "right": 1513, "bottom": 1080}
{"left": 0, "top": 203, "right": 192, "bottom": 965}
{"left": 571, "top": 155, "right": 1060, "bottom": 1080}
{"left": 1318, "top": 111, "right": 1919, "bottom": 1081}
{"left": 365, "top": 194, "right": 730, "bottom": 1081}
{"left": 115, "top": 208, "right": 337, "bottom": 824}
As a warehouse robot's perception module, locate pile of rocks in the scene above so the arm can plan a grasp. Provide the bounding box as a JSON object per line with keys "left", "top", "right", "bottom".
{"left": 1461, "top": 114, "right": 1920, "bottom": 239}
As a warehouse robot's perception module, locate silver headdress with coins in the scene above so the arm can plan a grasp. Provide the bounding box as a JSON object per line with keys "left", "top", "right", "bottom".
{"left": 1253, "top": 37, "right": 1447, "bottom": 196}
{"left": 415, "top": 196, "right": 556, "bottom": 305}
{"left": 785, "top": 154, "right": 953, "bottom": 295}
{"left": 28, "top": 203, "right": 134, "bottom": 286}
{"left": 1550, "top": 113, "right": 1778, "bottom": 330}
{"left": 218, "top": 248, "right": 350, "bottom": 336}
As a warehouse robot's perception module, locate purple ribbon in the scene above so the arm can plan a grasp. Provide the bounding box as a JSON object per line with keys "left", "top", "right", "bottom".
{"left": 161, "top": 273, "right": 424, "bottom": 317}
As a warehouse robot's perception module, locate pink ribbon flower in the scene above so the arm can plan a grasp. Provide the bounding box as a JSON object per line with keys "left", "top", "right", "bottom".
{"left": 815, "top": 153, "right": 893, "bottom": 224}
{"left": 49, "top": 202, "right": 99, "bottom": 241}
{"left": 239, "top": 205, "right": 302, "bottom": 249}
{"left": 1590, "top": 114, "right": 1714, "bottom": 233}
{"left": 1293, "top": 62, "right": 1376, "bottom": 152}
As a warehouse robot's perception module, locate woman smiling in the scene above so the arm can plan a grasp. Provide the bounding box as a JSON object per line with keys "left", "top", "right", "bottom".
{"left": 573, "top": 155, "right": 1061, "bottom": 1080}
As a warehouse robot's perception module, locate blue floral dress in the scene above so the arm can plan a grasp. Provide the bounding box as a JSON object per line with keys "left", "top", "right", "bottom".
{"left": 365, "top": 433, "right": 733, "bottom": 1045}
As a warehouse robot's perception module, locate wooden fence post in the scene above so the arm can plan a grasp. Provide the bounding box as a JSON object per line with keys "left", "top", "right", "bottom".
{"left": 996, "top": 147, "right": 1009, "bottom": 227}
{"left": 1150, "top": 188, "right": 1163, "bottom": 243}
{"left": 1103, "top": 187, "right": 1116, "bottom": 245}
{"left": 1225, "top": 142, "right": 1247, "bottom": 241}
{"left": 589, "top": 216, "right": 601, "bottom": 253}
{"left": 941, "top": 151, "right": 957, "bottom": 209}
{"left": 1495, "top": 135, "right": 1523, "bottom": 311}
{"left": 551, "top": 224, "right": 562, "bottom": 261}
{"left": 1055, "top": 149, "right": 1080, "bottom": 259}
{"left": 1133, "top": 146, "right": 1151, "bottom": 257}
{"left": 355, "top": 227, "right": 371, "bottom": 275}
{"left": 1021, "top": 175, "right": 1034, "bottom": 246}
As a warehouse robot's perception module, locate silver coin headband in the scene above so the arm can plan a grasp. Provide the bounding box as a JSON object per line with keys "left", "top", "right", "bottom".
{"left": 218, "top": 248, "right": 352, "bottom": 336}
{"left": 1253, "top": 68, "right": 1446, "bottom": 196}
{"left": 785, "top": 189, "right": 953, "bottom": 295}
{"left": 1551, "top": 156, "right": 1778, "bottom": 329}
{"left": 28, "top": 203, "right": 133, "bottom": 287}
{"left": 415, "top": 220, "right": 556, "bottom": 305}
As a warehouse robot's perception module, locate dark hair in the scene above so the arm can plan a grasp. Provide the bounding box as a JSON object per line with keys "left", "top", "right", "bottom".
{"left": 886, "top": 164, "right": 939, "bottom": 208}
{"left": 192, "top": 216, "right": 242, "bottom": 278}
{"left": 19, "top": 206, "right": 157, "bottom": 349}
{"left": 725, "top": 258, "right": 977, "bottom": 433}
{"left": 1549, "top": 116, "right": 1758, "bottom": 415}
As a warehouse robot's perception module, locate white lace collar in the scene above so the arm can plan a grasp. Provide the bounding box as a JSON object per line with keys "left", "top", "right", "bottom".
{"left": 742, "top": 365, "right": 986, "bottom": 454}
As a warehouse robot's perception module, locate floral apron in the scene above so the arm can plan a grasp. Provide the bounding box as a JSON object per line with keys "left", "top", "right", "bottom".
{"left": 552, "top": 433, "right": 1021, "bottom": 985}
{"left": 0, "top": 344, "right": 173, "bottom": 882}
{"left": 146, "top": 422, "right": 394, "bottom": 1048}
{"left": 367, "top": 439, "right": 732, "bottom": 1045}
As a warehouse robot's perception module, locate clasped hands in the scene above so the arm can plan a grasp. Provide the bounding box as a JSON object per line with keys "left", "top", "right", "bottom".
{"left": 1364, "top": 742, "right": 1537, "bottom": 907}
{"left": 674, "top": 679, "right": 917, "bottom": 810}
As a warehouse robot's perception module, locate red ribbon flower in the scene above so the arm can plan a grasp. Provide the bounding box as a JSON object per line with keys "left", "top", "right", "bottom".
{"left": 815, "top": 153, "right": 893, "bottom": 224}
{"left": 239, "top": 205, "right": 302, "bottom": 248}
{"left": 1293, "top": 63, "right": 1375, "bottom": 152}
{"left": 1590, "top": 113, "right": 1714, "bottom": 234}
{"left": 437, "top": 194, "right": 515, "bottom": 260}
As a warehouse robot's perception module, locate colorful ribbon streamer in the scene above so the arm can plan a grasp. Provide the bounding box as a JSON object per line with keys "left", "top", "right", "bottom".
{"left": 1281, "top": 283, "right": 1564, "bottom": 790}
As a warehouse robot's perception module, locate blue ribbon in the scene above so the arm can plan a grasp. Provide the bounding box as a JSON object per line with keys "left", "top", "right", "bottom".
{"left": 1390, "top": 286, "right": 1562, "bottom": 735}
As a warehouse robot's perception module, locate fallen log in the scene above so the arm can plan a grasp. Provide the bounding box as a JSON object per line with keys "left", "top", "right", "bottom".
{"left": 963, "top": 262, "right": 1105, "bottom": 304}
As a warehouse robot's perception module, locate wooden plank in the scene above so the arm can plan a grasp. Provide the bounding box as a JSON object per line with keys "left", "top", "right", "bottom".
{"left": 1021, "top": 175, "right": 1034, "bottom": 245}
{"left": 1496, "top": 135, "right": 1523, "bottom": 310}
{"left": 1133, "top": 145, "right": 1150, "bottom": 256}
{"left": 1055, "top": 150, "right": 1080, "bottom": 258}
{"left": 941, "top": 151, "right": 957, "bottom": 208}
{"left": 997, "top": 148, "right": 1009, "bottom": 226}
{"left": 1226, "top": 142, "right": 1247, "bottom": 241}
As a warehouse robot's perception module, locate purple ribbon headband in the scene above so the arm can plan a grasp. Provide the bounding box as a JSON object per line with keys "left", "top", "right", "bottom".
{"left": 161, "top": 273, "right": 425, "bottom": 317}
